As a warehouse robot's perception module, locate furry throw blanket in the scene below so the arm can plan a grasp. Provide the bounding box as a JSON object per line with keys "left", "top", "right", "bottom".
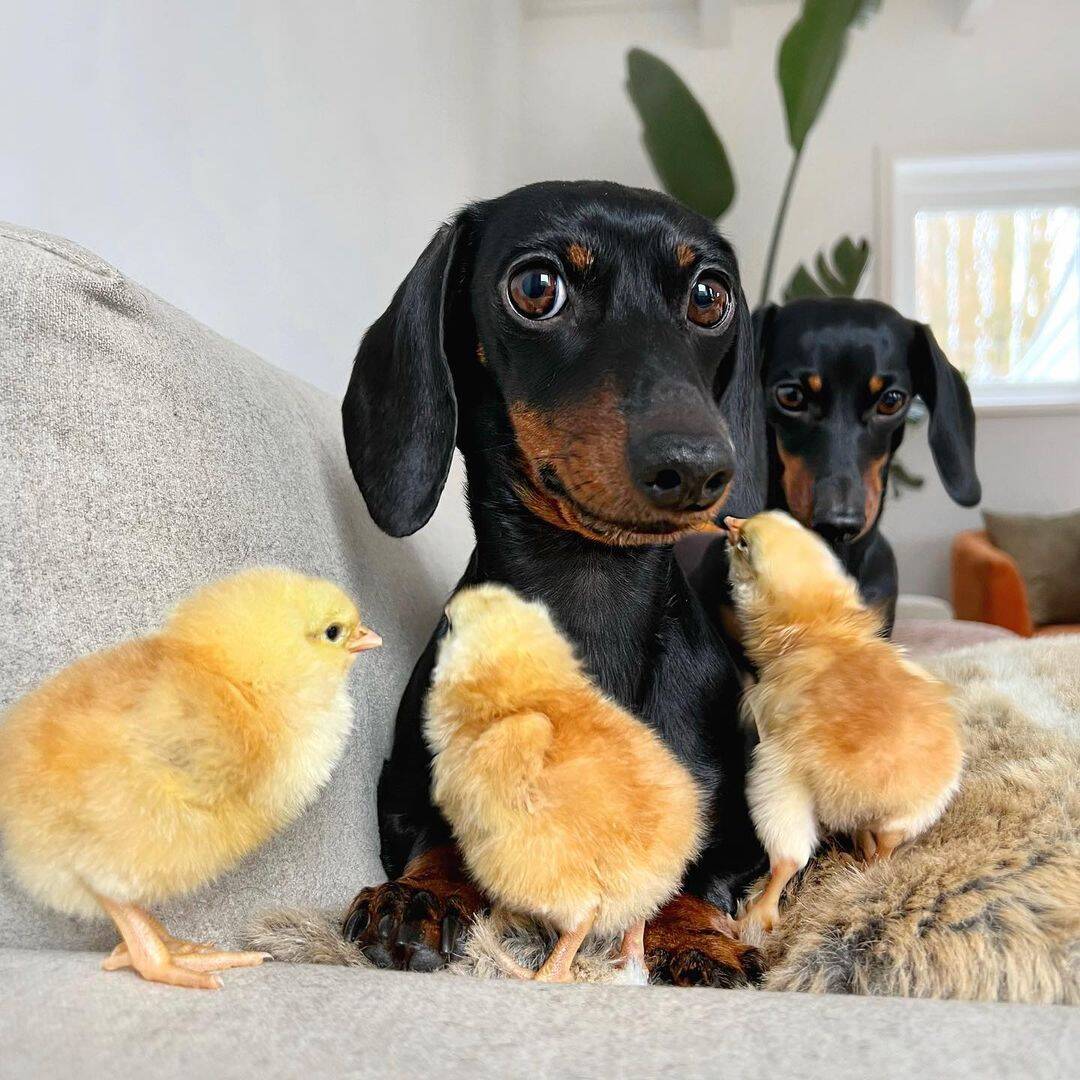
{"left": 247, "top": 635, "right": 1080, "bottom": 1003}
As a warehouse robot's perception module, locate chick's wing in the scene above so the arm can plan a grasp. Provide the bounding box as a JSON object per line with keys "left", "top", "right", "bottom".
{"left": 466, "top": 711, "right": 553, "bottom": 813}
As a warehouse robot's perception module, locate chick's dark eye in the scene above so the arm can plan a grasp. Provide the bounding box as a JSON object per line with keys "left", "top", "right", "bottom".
{"left": 508, "top": 264, "right": 566, "bottom": 320}
{"left": 687, "top": 275, "right": 732, "bottom": 328}
{"left": 324, "top": 624, "right": 342, "bottom": 642}
{"left": 775, "top": 384, "right": 806, "bottom": 411}
{"left": 876, "top": 389, "right": 908, "bottom": 416}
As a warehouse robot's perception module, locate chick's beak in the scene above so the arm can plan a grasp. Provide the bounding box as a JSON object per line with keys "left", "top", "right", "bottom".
{"left": 723, "top": 516, "right": 746, "bottom": 544}
{"left": 346, "top": 626, "right": 383, "bottom": 653}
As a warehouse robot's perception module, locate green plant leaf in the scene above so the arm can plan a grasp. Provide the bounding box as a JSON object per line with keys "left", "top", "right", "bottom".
{"left": 782, "top": 265, "right": 829, "bottom": 302}
{"left": 830, "top": 235, "right": 870, "bottom": 288}
{"left": 778, "top": 0, "right": 874, "bottom": 153}
{"left": 626, "top": 48, "right": 735, "bottom": 219}
{"left": 814, "top": 251, "right": 846, "bottom": 294}
{"left": 782, "top": 235, "right": 870, "bottom": 301}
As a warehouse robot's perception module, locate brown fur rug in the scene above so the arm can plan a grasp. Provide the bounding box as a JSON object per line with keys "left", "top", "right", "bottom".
{"left": 247, "top": 635, "right": 1080, "bottom": 1003}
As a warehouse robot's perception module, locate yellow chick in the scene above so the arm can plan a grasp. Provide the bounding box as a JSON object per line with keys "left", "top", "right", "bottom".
{"left": 724, "top": 512, "right": 963, "bottom": 933}
{"left": 0, "top": 568, "right": 381, "bottom": 989}
{"left": 424, "top": 583, "right": 703, "bottom": 983}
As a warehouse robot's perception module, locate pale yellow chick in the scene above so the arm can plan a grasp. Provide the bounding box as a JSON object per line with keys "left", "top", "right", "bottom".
{"left": 0, "top": 568, "right": 381, "bottom": 989}
{"left": 724, "top": 512, "right": 963, "bottom": 933}
{"left": 424, "top": 583, "right": 703, "bottom": 983}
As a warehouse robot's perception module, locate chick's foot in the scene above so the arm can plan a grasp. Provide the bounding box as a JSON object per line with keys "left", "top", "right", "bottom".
{"left": 94, "top": 895, "right": 232, "bottom": 990}
{"left": 103, "top": 940, "right": 270, "bottom": 974}
{"left": 342, "top": 844, "right": 486, "bottom": 972}
{"left": 101, "top": 908, "right": 270, "bottom": 974}
{"left": 645, "top": 893, "right": 764, "bottom": 988}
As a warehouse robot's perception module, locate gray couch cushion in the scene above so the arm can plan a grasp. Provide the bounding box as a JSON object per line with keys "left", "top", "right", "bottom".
{"left": 2, "top": 949, "right": 1076, "bottom": 1080}
{"left": 0, "top": 222, "right": 473, "bottom": 950}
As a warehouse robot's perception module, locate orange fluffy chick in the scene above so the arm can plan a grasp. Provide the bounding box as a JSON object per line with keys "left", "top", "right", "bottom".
{"left": 724, "top": 512, "right": 963, "bottom": 933}
{"left": 424, "top": 583, "right": 704, "bottom": 983}
{"left": 0, "top": 568, "right": 381, "bottom": 989}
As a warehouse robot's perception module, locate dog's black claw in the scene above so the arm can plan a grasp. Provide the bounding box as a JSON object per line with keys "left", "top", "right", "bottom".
{"left": 342, "top": 902, "right": 369, "bottom": 941}
{"left": 406, "top": 944, "right": 445, "bottom": 972}
{"left": 361, "top": 942, "right": 395, "bottom": 968}
{"left": 377, "top": 913, "right": 396, "bottom": 943}
{"left": 440, "top": 912, "right": 462, "bottom": 960}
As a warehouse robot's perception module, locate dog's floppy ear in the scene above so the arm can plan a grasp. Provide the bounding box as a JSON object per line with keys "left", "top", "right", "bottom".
{"left": 718, "top": 289, "right": 768, "bottom": 516}
{"left": 908, "top": 321, "right": 981, "bottom": 506}
{"left": 751, "top": 302, "right": 779, "bottom": 377}
{"left": 342, "top": 213, "right": 471, "bottom": 536}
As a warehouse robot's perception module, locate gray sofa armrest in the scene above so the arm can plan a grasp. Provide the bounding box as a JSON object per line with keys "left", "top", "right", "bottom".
{"left": 0, "top": 221, "right": 472, "bottom": 949}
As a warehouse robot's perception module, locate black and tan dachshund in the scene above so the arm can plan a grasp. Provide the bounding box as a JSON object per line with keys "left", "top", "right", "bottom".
{"left": 689, "top": 297, "right": 981, "bottom": 636}
{"left": 340, "top": 180, "right": 769, "bottom": 986}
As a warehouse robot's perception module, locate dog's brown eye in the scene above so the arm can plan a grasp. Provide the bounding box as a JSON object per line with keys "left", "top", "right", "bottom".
{"left": 876, "top": 389, "right": 908, "bottom": 416}
{"left": 508, "top": 265, "right": 567, "bottom": 320}
{"left": 775, "top": 384, "right": 806, "bottom": 411}
{"left": 687, "top": 275, "right": 731, "bottom": 328}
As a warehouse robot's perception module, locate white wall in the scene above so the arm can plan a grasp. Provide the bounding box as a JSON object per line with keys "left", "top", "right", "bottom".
{"left": 1, "top": 0, "right": 513, "bottom": 397}
{"left": 5, "top": 1, "right": 1078, "bottom": 597}
{"left": 513, "top": 0, "right": 1080, "bottom": 598}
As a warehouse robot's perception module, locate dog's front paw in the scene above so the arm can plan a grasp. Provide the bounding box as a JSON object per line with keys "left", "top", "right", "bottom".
{"left": 342, "top": 845, "right": 485, "bottom": 972}
{"left": 646, "top": 893, "right": 765, "bottom": 988}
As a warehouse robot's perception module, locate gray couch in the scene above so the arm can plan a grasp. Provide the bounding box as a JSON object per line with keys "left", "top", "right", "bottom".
{"left": 1, "top": 222, "right": 1076, "bottom": 1079}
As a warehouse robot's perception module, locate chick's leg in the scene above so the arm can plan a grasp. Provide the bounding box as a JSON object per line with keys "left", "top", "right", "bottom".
{"left": 741, "top": 858, "right": 799, "bottom": 933}
{"left": 534, "top": 910, "right": 597, "bottom": 984}
{"left": 855, "top": 828, "right": 877, "bottom": 861}
{"left": 617, "top": 918, "right": 646, "bottom": 970}
{"left": 94, "top": 894, "right": 221, "bottom": 990}
{"left": 869, "top": 827, "right": 905, "bottom": 861}
{"left": 738, "top": 741, "right": 816, "bottom": 934}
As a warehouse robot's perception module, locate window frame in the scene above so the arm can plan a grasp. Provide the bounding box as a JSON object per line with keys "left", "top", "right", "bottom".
{"left": 882, "top": 150, "right": 1080, "bottom": 414}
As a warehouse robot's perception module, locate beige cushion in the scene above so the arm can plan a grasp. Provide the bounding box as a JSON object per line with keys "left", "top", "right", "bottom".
{"left": 984, "top": 508, "right": 1080, "bottom": 626}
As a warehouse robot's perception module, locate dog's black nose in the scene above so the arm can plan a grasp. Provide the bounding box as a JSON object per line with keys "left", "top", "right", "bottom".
{"left": 813, "top": 516, "right": 864, "bottom": 545}
{"left": 631, "top": 433, "right": 734, "bottom": 513}
{"left": 812, "top": 476, "right": 865, "bottom": 545}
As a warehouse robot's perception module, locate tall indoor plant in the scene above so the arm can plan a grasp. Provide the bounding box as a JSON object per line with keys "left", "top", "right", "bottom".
{"left": 626, "top": 0, "right": 881, "bottom": 305}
